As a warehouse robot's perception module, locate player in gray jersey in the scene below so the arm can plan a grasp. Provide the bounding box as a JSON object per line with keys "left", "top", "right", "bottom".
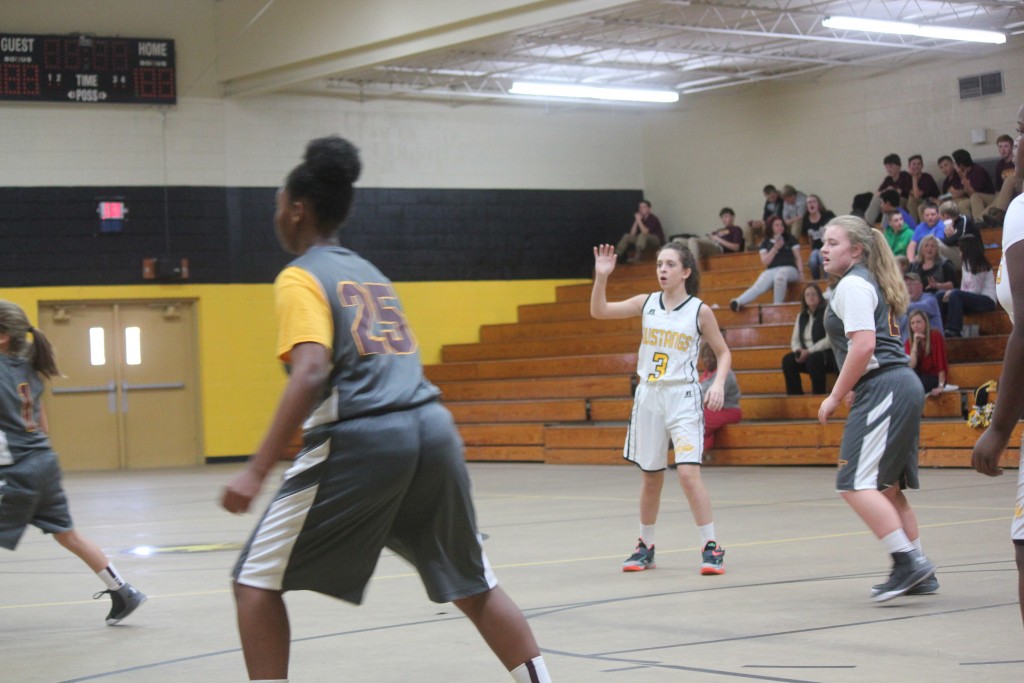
{"left": 0, "top": 301, "right": 146, "bottom": 625}
{"left": 220, "top": 136, "right": 551, "bottom": 683}
{"left": 817, "top": 216, "right": 936, "bottom": 603}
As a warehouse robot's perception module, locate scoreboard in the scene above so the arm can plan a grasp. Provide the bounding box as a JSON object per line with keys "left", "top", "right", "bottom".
{"left": 0, "top": 34, "right": 176, "bottom": 105}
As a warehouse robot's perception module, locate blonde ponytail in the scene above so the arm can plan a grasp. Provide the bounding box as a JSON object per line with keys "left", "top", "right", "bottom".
{"left": 867, "top": 228, "right": 908, "bottom": 316}
{"left": 824, "top": 216, "right": 908, "bottom": 316}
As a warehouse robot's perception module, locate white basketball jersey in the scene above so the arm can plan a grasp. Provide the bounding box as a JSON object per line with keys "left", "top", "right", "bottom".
{"left": 997, "top": 193, "right": 1024, "bottom": 324}
{"left": 636, "top": 293, "right": 703, "bottom": 384}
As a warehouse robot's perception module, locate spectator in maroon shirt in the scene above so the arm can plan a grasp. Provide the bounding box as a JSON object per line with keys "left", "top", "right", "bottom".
{"left": 937, "top": 155, "right": 959, "bottom": 196}
{"left": 686, "top": 207, "right": 745, "bottom": 259}
{"left": 865, "top": 153, "right": 912, "bottom": 225}
{"left": 907, "top": 154, "right": 941, "bottom": 222}
{"left": 615, "top": 199, "right": 665, "bottom": 263}
{"left": 952, "top": 148, "right": 995, "bottom": 219}
{"left": 994, "top": 134, "right": 1017, "bottom": 193}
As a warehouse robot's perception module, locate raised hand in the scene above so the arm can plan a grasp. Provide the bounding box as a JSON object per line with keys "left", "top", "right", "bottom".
{"left": 594, "top": 243, "right": 618, "bottom": 277}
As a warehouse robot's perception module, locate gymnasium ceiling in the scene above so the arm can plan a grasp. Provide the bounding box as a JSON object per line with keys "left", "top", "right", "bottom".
{"left": 223, "top": 0, "right": 1024, "bottom": 106}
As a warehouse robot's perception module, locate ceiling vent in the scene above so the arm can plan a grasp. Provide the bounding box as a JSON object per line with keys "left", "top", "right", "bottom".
{"left": 959, "top": 71, "right": 1003, "bottom": 100}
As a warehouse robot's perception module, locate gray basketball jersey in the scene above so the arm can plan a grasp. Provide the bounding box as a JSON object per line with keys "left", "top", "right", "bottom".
{"left": 824, "top": 263, "right": 908, "bottom": 373}
{"left": 287, "top": 246, "right": 439, "bottom": 428}
{"left": 0, "top": 355, "right": 50, "bottom": 465}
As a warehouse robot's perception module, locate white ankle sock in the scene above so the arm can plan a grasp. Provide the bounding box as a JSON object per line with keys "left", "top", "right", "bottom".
{"left": 510, "top": 656, "right": 551, "bottom": 683}
{"left": 698, "top": 522, "right": 716, "bottom": 546}
{"left": 639, "top": 524, "right": 656, "bottom": 546}
{"left": 881, "top": 529, "right": 914, "bottom": 554}
{"left": 97, "top": 564, "right": 125, "bottom": 591}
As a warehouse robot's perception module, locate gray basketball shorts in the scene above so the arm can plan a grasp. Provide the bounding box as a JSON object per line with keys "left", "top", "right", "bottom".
{"left": 0, "top": 451, "right": 74, "bottom": 550}
{"left": 836, "top": 365, "right": 924, "bottom": 492}
{"left": 233, "top": 401, "right": 497, "bottom": 605}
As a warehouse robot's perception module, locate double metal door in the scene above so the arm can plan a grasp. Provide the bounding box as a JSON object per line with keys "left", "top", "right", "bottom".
{"left": 39, "top": 301, "right": 201, "bottom": 470}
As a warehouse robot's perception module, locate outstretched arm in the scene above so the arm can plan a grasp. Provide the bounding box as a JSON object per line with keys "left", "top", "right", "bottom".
{"left": 590, "top": 244, "right": 646, "bottom": 319}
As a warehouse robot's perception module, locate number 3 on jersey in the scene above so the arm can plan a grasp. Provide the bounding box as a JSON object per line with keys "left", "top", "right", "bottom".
{"left": 647, "top": 352, "right": 669, "bottom": 381}
{"left": 339, "top": 281, "right": 418, "bottom": 356}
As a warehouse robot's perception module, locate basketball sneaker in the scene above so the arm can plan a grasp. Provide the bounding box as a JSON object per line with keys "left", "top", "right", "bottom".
{"left": 700, "top": 540, "right": 725, "bottom": 575}
{"left": 94, "top": 583, "right": 148, "bottom": 625}
{"left": 871, "top": 572, "right": 939, "bottom": 597}
{"left": 622, "top": 539, "right": 655, "bottom": 571}
{"left": 871, "top": 551, "right": 935, "bottom": 603}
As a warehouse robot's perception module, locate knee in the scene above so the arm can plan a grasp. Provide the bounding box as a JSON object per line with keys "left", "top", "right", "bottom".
{"left": 52, "top": 530, "right": 77, "bottom": 549}
{"left": 676, "top": 466, "right": 702, "bottom": 490}
{"left": 781, "top": 353, "right": 797, "bottom": 372}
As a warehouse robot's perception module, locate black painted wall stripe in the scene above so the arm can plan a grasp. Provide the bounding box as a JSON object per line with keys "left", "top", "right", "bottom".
{"left": 0, "top": 187, "right": 642, "bottom": 285}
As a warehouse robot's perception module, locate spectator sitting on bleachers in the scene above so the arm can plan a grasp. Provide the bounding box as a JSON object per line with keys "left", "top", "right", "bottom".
{"left": 899, "top": 272, "right": 943, "bottom": 342}
{"left": 907, "top": 153, "right": 941, "bottom": 222}
{"left": 905, "top": 309, "right": 949, "bottom": 397}
{"left": 730, "top": 215, "right": 803, "bottom": 311}
{"left": 781, "top": 185, "right": 807, "bottom": 238}
{"left": 938, "top": 154, "right": 957, "bottom": 197}
{"left": 801, "top": 194, "right": 835, "bottom": 279}
{"left": 879, "top": 188, "right": 916, "bottom": 231}
{"left": 895, "top": 255, "right": 911, "bottom": 275}
{"left": 615, "top": 199, "right": 664, "bottom": 263}
{"left": 952, "top": 148, "right": 995, "bottom": 219}
{"left": 781, "top": 283, "right": 837, "bottom": 396}
{"left": 883, "top": 209, "right": 912, "bottom": 257}
{"left": 686, "top": 207, "right": 745, "bottom": 259}
{"left": 906, "top": 201, "right": 943, "bottom": 262}
{"left": 965, "top": 140, "right": 1007, "bottom": 220}
{"left": 746, "top": 184, "right": 783, "bottom": 250}
{"left": 698, "top": 342, "right": 741, "bottom": 454}
{"left": 994, "top": 133, "right": 1017, "bottom": 193}
{"left": 865, "top": 153, "right": 913, "bottom": 225}
{"left": 937, "top": 200, "right": 982, "bottom": 268}
{"left": 910, "top": 235, "right": 958, "bottom": 300}
{"left": 940, "top": 234, "right": 997, "bottom": 338}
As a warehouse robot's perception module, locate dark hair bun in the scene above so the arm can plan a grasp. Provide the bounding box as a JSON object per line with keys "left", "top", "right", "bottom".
{"left": 304, "top": 135, "right": 362, "bottom": 186}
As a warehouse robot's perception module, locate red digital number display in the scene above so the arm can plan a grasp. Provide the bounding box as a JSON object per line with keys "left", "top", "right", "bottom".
{"left": 0, "top": 33, "right": 175, "bottom": 104}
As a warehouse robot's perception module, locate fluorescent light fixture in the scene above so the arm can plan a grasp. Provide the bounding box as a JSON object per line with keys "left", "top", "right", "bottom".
{"left": 509, "top": 81, "right": 679, "bottom": 103}
{"left": 822, "top": 15, "right": 1006, "bottom": 44}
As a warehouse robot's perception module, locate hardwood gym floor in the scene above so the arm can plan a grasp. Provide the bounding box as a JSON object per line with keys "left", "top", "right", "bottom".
{"left": 3, "top": 462, "right": 1022, "bottom": 682}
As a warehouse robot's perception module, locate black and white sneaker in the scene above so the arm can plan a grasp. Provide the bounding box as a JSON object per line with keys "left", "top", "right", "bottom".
{"left": 871, "top": 551, "right": 935, "bottom": 603}
{"left": 871, "top": 572, "right": 939, "bottom": 597}
{"left": 95, "top": 583, "right": 147, "bottom": 625}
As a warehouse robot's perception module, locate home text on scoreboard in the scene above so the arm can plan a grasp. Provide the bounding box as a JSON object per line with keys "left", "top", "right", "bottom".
{"left": 0, "top": 34, "right": 176, "bottom": 104}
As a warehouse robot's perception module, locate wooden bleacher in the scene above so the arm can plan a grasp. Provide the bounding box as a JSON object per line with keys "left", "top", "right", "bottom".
{"left": 424, "top": 230, "right": 1020, "bottom": 469}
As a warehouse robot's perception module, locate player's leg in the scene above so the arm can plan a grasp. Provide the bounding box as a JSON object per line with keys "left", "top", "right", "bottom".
{"left": 393, "top": 403, "right": 551, "bottom": 681}
{"left": 233, "top": 583, "right": 290, "bottom": 680}
{"left": 453, "top": 587, "right": 549, "bottom": 681}
{"left": 676, "top": 465, "right": 711, "bottom": 527}
{"left": 1016, "top": 544, "right": 1024, "bottom": 628}
{"left": 839, "top": 368, "right": 931, "bottom": 601}
{"left": 53, "top": 529, "right": 107, "bottom": 571}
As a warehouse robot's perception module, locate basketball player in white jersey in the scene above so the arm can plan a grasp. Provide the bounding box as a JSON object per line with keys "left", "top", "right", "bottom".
{"left": 591, "top": 242, "right": 732, "bottom": 574}
{"left": 972, "top": 101, "right": 1024, "bottom": 628}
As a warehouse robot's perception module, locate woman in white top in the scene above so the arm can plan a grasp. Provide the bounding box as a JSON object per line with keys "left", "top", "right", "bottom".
{"left": 940, "top": 234, "right": 997, "bottom": 337}
{"left": 591, "top": 242, "right": 732, "bottom": 576}
{"left": 972, "top": 100, "right": 1024, "bottom": 629}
